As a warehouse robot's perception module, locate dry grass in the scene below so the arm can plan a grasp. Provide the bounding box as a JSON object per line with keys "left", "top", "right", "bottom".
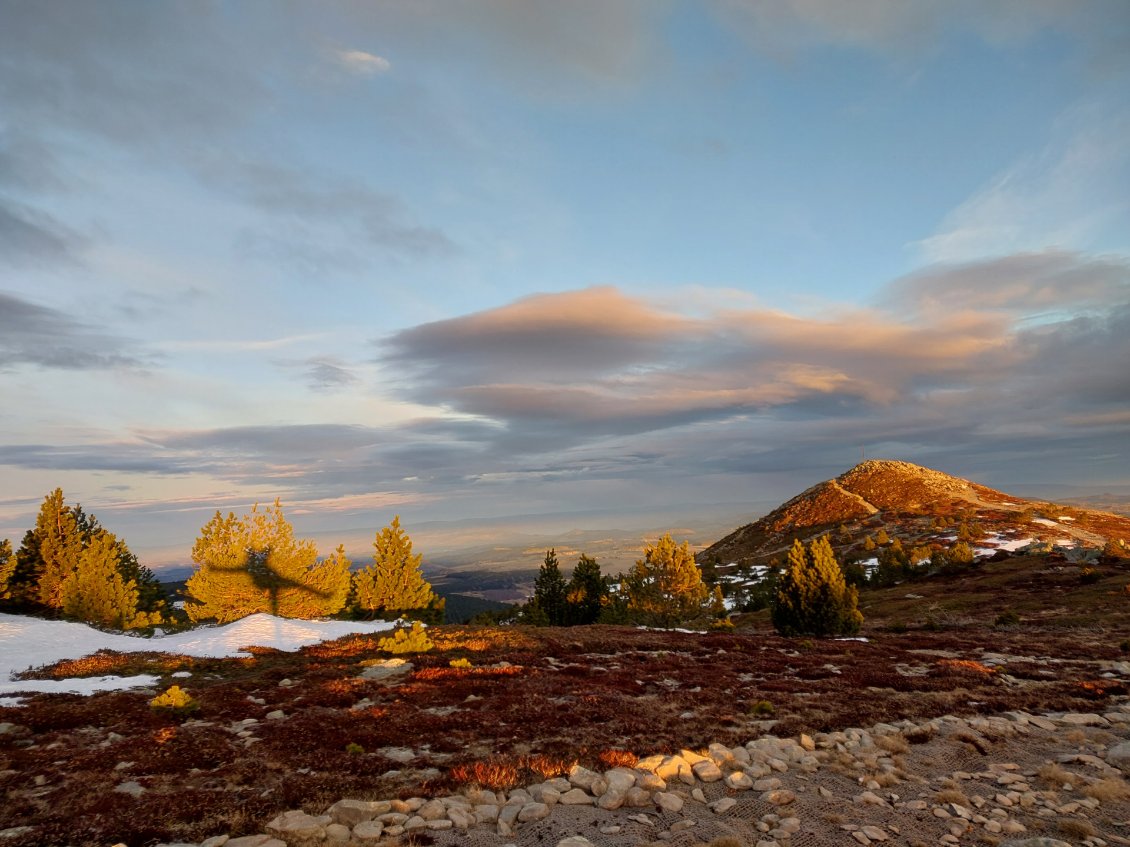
{"left": 1057, "top": 818, "right": 1097, "bottom": 839}
{"left": 875, "top": 734, "right": 910, "bottom": 754}
{"left": 934, "top": 788, "right": 970, "bottom": 806}
{"left": 1082, "top": 777, "right": 1130, "bottom": 801}
{"left": 1036, "top": 763, "right": 1082, "bottom": 788}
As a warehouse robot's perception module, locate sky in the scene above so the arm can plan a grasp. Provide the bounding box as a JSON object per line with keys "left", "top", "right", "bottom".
{"left": 1, "top": 1, "right": 1129, "bottom": 568}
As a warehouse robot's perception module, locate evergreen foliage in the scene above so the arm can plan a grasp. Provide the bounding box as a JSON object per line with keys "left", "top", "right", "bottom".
{"left": 184, "top": 500, "right": 350, "bottom": 623}
{"left": 3, "top": 490, "right": 165, "bottom": 628}
{"left": 377, "top": 620, "right": 434, "bottom": 654}
{"left": 150, "top": 685, "right": 199, "bottom": 716}
{"left": 771, "top": 536, "right": 863, "bottom": 637}
{"left": 0, "top": 539, "right": 13, "bottom": 601}
{"left": 32, "top": 489, "right": 82, "bottom": 610}
{"left": 530, "top": 548, "right": 567, "bottom": 626}
{"left": 351, "top": 517, "right": 442, "bottom": 622}
{"left": 564, "top": 554, "right": 607, "bottom": 626}
{"left": 623, "top": 533, "right": 709, "bottom": 627}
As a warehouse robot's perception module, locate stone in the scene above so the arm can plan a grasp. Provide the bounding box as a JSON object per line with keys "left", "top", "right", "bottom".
{"left": 225, "top": 838, "right": 285, "bottom": 847}
{"left": 560, "top": 788, "right": 594, "bottom": 805}
{"left": 201, "top": 838, "right": 230, "bottom": 847}
{"left": 265, "top": 710, "right": 285, "bottom": 720}
{"left": 862, "top": 826, "right": 888, "bottom": 840}
{"left": 799, "top": 733, "right": 816, "bottom": 751}
{"left": 351, "top": 821, "right": 385, "bottom": 842}
{"left": 1027, "top": 715, "right": 1057, "bottom": 731}
{"left": 447, "top": 806, "right": 476, "bottom": 829}
{"left": 754, "top": 777, "right": 782, "bottom": 791}
{"left": 855, "top": 791, "right": 887, "bottom": 806}
{"left": 474, "top": 804, "right": 499, "bottom": 823}
{"left": 556, "top": 838, "right": 595, "bottom": 847}
{"left": 416, "top": 799, "right": 445, "bottom": 821}
{"left": 518, "top": 802, "right": 550, "bottom": 822}
{"left": 692, "top": 760, "right": 724, "bottom": 782}
{"left": 425, "top": 819, "right": 452, "bottom": 830}
{"left": 691, "top": 787, "right": 706, "bottom": 803}
{"left": 635, "top": 771, "right": 666, "bottom": 791}
{"left": 724, "top": 771, "right": 754, "bottom": 790}
{"left": 670, "top": 819, "right": 697, "bottom": 832}
{"left": 1107, "top": 741, "right": 1130, "bottom": 772}
{"left": 569, "top": 765, "right": 603, "bottom": 792}
{"left": 761, "top": 789, "right": 796, "bottom": 806}
{"left": 852, "top": 832, "right": 871, "bottom": 845}
{"left": 324, "top": 823, "right": 350, "bottom": 842}
{"left": 625, "top": 787, "right": 653, "bottom": 807}
{"left": 999, "top": 840, "right": 1072, "bottom": 847}
{"left": 655, "top": 791, "right": 684, "bottom": 813}
{"left": 265, "top": 810, "right": 327, "bottom": 839}
{"left": 114, "top": 781, "right": 145, "bottom": 798}
{"left": 403, "top": 816, "right": 427, "bottom": 831}
{"left": 711, "top": 798, "right": 737, "bottom": 814}
{"left": 328, "top": 799, "right": 381, "bottom": 827}
{"left": 1057, "top": 713, "right": 1108, "bottom": 727}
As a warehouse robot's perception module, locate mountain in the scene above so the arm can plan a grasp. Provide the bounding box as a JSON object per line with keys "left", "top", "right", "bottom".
{"left": 698, "top": 459, "right": 1130, "bottom": 567}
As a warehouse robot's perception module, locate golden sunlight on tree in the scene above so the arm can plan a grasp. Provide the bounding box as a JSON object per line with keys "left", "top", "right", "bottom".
{"left": 185, "top": 500, "right": 350, "bottom": 623}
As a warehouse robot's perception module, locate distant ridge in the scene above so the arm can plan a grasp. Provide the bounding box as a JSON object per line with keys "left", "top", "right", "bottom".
{"left": 698, "top": 459, "right": 1130, "bottom": 566}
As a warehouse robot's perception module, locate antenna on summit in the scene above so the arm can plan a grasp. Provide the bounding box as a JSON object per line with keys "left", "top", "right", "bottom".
{"left": 861, "top": 446, "right": 865, "bottom": 461}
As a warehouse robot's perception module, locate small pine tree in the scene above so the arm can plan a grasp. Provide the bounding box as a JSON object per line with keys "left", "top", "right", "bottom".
{"left": 623, "top": 533, "right": 709, "bottom": 627}
{"left": 564, "top": 554, "right": 607, "bottom": 626}
{"left": 377, "top": 620, "right": 433, "bottom": 654}
{"left": 185, "top": 500, "right": 350, "bottom": 623}
{"left": 530, "top": 548, "right": 567, "bottom": 626}
{"left": 60, "top": 532, "right": 156, "bottom": 630}
{"left": 771, "top": 537, "right": 863, "bottom": 637}
{"left": 0, "top": 539, "right": 13, "bottom": 602}
{"left": 351, "top": 517, "right": 442, "bottom": 622}
{"left": 862, "top": 536, "right": 876, "bottom": 552}
{"left": 875, "top": 528, "right": 890, "bottom": 546}
{"left": 947, "top": 541, "right": 975, "bottom": 566}
{"left": 31, "top": 489, "right": 82, "bottom": 610}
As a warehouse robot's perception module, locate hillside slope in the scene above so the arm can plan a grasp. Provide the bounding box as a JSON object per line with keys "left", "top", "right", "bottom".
{"left": 699, "top": 459, "right": 1130, "bottom": 567}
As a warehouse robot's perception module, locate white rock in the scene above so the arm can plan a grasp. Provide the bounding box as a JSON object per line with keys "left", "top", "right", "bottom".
{"left": 655, "top": 791, "right": 684, "bottom": 813}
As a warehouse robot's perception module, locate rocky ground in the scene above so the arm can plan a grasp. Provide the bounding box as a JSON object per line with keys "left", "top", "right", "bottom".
{"left": 2, "top": 613, "right": 1130, "bottom": 846}
{"left": 110, "top": 699, "right": 1130, "bottom": 847}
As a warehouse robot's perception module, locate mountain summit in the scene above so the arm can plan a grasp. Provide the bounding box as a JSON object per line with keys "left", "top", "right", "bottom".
{"left": 698, "top": 459, "right": 1127, "bottom": 567}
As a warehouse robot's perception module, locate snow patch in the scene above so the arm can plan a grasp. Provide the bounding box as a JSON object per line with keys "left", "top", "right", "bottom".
{"left": 0, "top": 613, "right": 397, "bottom": 703}
{"left": 1033, "top": 518, "right": 1058, "bottom": 527}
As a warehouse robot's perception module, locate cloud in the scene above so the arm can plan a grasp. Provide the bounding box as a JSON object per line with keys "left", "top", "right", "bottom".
{"left": 335, "top": 49, "right": 391, "bottom": 75}
{"left": 0, "top": 200, "right": 82, "bottom": 265}
{"left": 197, "top": 157, "right": 456, "bottom": 260}
{"left": 0, "top": 291, "right": 148, "bottom": 370}
{"left": 710, "top": 0, "right": 1130, "bottom": 59}
{"left": 889, "top": 250, "right": 1130, "bottom": 315}
{"left": 286, "top": 356, "right": 361, "bottom": 392}
{"left": 916, "top": 116, "right": 1130, "bottom": 263}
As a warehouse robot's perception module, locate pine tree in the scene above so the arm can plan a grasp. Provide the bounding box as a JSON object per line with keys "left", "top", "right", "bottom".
{"left": 862, "top": 535, "right": 876, "bottom": 552}
{"left": 530, "top": 548, "right": 567, "bottom": 626}
{"left": 72, "top": 505, "right": 167, "bottom": 621}
{"left": 0, "top": 539, "right": 13, "bottom": 602}
{"left": 875, "top": 528, "right": 890, "bottom": 546}
{"left": 771, "top": 536, "right": 863, "bottom": 637}
{"left": 60, "top": 531, "right": 155, "bottom": 630}
{"left": 184, "top": 500, "right": 350, "bottom": 623}
{"left": 623, "top": 533, "right": 709, "bottom": 627}
{"left": 564, "top": 554, "right": 607, "bottom": 626}
{"left": 351, "top": 517, "right": 442, "bottom": 622}
{"left": 30, "top": 489, "right": 82, "bottom": 610}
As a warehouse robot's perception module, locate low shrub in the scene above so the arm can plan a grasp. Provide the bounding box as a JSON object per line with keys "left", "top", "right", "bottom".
{"left": 994, "top": 609, "right": 1021, "bottom": 628}
{"left": 377, "top": 621, "right": 434, "bottom": 654}
{"left": 149, "top": 685, "right": 199, "bottom": 717}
